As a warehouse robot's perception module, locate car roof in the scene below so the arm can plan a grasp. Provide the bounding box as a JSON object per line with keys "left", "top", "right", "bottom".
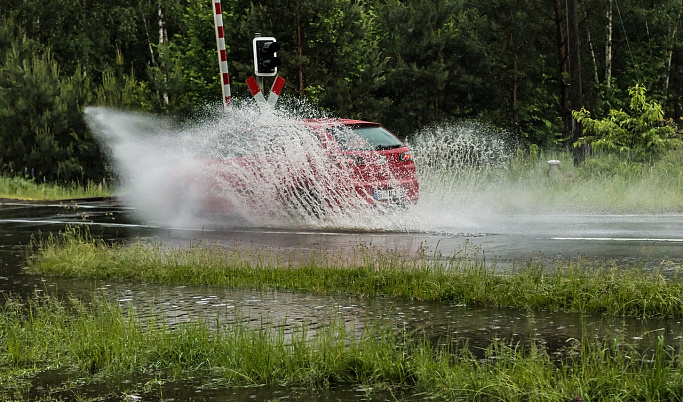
{"left": 301, "top": 118, "right": 381, "bottom": 128}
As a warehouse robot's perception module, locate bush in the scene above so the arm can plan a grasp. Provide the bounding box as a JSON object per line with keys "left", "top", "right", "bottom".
{"left": 573, "top": 85, "right": 681, "bottom": 161}
{"left": 0, "top": 18, "right": 104, "bottom": 182}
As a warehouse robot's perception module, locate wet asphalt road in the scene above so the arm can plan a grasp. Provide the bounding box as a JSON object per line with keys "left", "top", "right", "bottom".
{"left": 1, "top": 198, "right": 682, "bottom": 274}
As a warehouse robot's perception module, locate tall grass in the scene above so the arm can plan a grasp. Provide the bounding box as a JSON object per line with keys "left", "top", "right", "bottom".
{"left": 0, "top": 175, "right": 111, "bottom": 200}
{"left": 26, "top": 228, "right": 683, "bottom": 318}
{"left": 420, "top": 149, "right": 683, "bottom": 213}
{"left": 2, "top": 293, "right": 683, "bottom": 401}
{"left": 504, "top": 149, "right": 683, "bottom": 213}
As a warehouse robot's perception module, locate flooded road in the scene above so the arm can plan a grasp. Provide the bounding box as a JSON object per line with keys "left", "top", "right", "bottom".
{"left": 3, "top": 198, "right": 681, "bottom": 270}
{"left": 2, "top": 198, "right": 683, "bottom": 400}
{"left": 2, "top": 198, "right": 682, "bottom": 327}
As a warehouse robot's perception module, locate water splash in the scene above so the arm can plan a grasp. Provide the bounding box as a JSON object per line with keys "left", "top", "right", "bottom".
{"left": 407, "top": 121, "right": 516, "bottom": 232}
{"left": 85, "top": 104, "right": 514, "bottom": 233}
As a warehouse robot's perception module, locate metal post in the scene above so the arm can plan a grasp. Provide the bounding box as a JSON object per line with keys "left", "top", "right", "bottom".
{"left": 254, "top": 33, "right": 265, "bottom": 93}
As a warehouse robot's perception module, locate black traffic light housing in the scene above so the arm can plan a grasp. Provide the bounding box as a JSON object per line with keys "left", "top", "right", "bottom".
{"left": 253, "top": 37, "right": 281, "bottom": 77}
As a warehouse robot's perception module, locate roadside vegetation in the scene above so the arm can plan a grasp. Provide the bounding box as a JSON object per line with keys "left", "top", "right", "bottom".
{"left": 0, "top": 175, "right": 110, "bottom": 201}
{"left": 26, "top": 228, "right": 683, "bottom": 319}
{"left": 3, "top": 292, "right": 683, "bottom": 401}
{"left": 415, "top": 147, "right": 683, "bottom": 215}
{"left": 412, "top": 87, "right": 682, "bottom": 215}
{"left": 493, "top": 148, "right": 683, "bottom": 213}
{"left": 2, "top": 146, "right": 681, "bottom": 210}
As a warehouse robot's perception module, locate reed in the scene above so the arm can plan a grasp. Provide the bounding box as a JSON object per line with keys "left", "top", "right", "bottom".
{"left": 26, "top": 228, "right": 683, "bottom": 318}
{"left": 2, "top": 293, "right": 683, "bottom": 401}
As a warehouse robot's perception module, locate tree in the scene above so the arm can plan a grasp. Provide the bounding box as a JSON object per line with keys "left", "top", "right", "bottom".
{"left": 165, "top": 0, "right": 222, "bottom": 114}
{"left": 0, "top": 19, "right": 104, "bottom": 182}
{"left": 95, "top": 49, "right": 155, "bottom": 111}
{"left": 228, "top": 0, "right": 386, "bottom": 122}
{"left": 372, "top": 0, "right": 499, "bottom": 135}
{"left": 573, "top": 84, "right": 681, "bottom": 161}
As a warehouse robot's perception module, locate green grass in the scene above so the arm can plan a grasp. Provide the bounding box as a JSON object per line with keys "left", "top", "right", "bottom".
{"left": 2, "top": 292, "right": 683, "bottom": 401}
{"left": 0, "top": 175, "right": 111, "bottom": 200}
{"left": 420, "top": 149, "right": 683, "bottom": 213}
{"left": 26, "top": 228, "right": 683, "bottom": 318}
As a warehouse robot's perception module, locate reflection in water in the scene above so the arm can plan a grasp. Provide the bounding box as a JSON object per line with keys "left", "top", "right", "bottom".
{"left": 28, "top": 370, "right": 421, "bottom": 402}
{"left": 83, "top": 280, "right": 683, "bottom": 361}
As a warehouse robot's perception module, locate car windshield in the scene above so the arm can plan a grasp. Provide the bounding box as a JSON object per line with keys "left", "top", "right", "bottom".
{"left": 328, "top": 126, "right": 404, "bottom": 151}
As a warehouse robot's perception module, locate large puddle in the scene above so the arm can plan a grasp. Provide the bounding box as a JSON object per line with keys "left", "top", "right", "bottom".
{"left": 2, "top": 199, "right": 683, "bottom": 399}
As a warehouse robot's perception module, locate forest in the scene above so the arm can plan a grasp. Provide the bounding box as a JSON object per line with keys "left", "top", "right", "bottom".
{"left": 0, "top": 0, "right": 681, "bottom": 183}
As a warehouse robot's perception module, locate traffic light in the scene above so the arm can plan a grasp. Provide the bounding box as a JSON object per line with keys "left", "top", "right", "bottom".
{"left": 253, "top": 37, "right": 280, "bottom": 77}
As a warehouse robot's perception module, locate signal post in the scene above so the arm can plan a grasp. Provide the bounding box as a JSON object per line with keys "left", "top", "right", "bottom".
{"left": 248, "top": 34, "right": 284, "bottom": 105}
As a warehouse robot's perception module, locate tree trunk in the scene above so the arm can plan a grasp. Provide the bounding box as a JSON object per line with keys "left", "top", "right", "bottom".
{"left": 142, "top": 15, "right": 156, "bottom": 66}
{"left": 605, "top": 0, "right": 613, "bottom": 87}
{"left": 508, "top": 23, "right": 520, "bottom": 141}
{"left": 553, "top": 0, "right": 571, "bottom": 139}
{"left": 585, "top": 11, "right": 599, "bottom": 85}
{"left": 664, "top": 25, "right": 677, "bottom": 106}
{"left": 663, "top": 0, "right": 682, "bottom": 105}
{"left": 158, "top": 1, "right": 168, "bottom": 105}
{"left": 567, "top": 0, "right": 584, "bottom": 166}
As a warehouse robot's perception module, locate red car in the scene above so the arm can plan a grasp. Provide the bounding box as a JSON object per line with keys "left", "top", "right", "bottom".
{"left": 189, "top": 118, "right": 419, "bottom": 218}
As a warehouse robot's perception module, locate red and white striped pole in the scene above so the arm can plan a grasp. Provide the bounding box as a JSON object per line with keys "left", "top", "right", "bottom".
{"left": 212, "top": 0, "right": 232, "bottom": 111}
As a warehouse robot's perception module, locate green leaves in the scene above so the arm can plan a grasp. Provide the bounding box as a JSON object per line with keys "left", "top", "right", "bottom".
{"left": 0, "top": 19, "right": 103, "bottom": 182}
{"left": 573, "top": 85, "right": 681, "bottom": 161}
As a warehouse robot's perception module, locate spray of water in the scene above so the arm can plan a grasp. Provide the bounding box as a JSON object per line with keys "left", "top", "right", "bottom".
{"left": 406, "top": 121, "right": 516, "bottom": 232}
{"left": 85, "top": 104, "right": 515, "bottom": 233}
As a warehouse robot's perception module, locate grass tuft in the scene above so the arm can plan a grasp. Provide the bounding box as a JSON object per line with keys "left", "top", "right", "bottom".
{"left": 25, "top": 227, "right": 683, "bottom": 318}
{"left": 0, "top": 175, "right": 111, "bottom": 200}
{"left": 2, "top": 293, "right": 683, "bottom": 400}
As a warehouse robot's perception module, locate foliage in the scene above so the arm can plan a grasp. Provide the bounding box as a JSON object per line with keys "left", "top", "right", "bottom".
{"left": 373, "top": 0, "right": 468, "bottom": 134}
{"left": 95, "top": 50, "right": 155, "bottom": 111}
{"left": 0, "top": 19, "right": 107, "bottom": 182}
{"left": 0, "top": 27, "right": 98, "bottom": 181}
{"left": 166, "top": 0, "right": 222, "bottom": 114}
{"left": 573, "top": 85, "right": 681, "bottom": 160}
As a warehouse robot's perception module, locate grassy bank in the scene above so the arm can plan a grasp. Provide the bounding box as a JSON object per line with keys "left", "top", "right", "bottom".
{"left": 0, "top": 175, "right": 111, "bottom": 200}
{"left": 26, "top": 229, "right": 683, "bottom": 318}
{"left": 2, "top": 293, "right": 683, "bottom": 401}
{"left": 501, "top": 149, "right": 683, "bottom": 213}
{"left": 419, "top": 149, "right": 683, "bottom": 213}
